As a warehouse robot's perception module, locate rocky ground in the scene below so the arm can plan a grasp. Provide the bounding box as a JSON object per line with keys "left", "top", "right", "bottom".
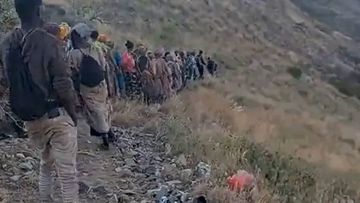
{"left": 0, "top": 119, "right": 210, "bottom": 203}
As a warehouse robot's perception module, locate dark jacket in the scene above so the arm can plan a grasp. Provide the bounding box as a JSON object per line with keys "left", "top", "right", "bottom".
{"left": 0, "top": 28, "right": 76, "bottom": 117}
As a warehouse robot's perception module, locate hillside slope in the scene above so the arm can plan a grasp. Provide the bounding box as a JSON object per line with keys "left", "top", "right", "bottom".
{"left": 291, "top": 0, "right": 360, "bottom": 42}
{"left": 2, "top": 0, "right": 360, "bottom": 201}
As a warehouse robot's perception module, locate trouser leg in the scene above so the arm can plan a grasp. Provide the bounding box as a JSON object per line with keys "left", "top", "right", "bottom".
{"left": 51, "top": 123, "right": 78, "bottom": 203}
{"left": 39, "top": 145, "right": 54, "bottom": 203}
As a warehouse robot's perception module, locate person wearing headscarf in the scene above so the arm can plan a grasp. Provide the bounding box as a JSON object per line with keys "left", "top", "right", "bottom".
{"left": 67, "top": 23, "right": 113, "bottom": 150}
{"left": 136, "top": 45, "right": 149, "bottom": 73}
{"left": 153, "top": 48, "right": 171, "bottom": 101}
{"left": 59, "top": 22, "right": 71, "bottom": 41}
{"left": 43, "top": 22, "right": 60, "bottom": 36}
{"left": 166, "top": 54, "right": 183, "bottom": 93}
{"left": 103, "top": 39, "right": 120, "bottom": 98}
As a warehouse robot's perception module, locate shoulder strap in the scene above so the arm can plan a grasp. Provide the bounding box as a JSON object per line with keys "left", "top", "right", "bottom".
{"left": 79, "top": 47, "right": 91, "bottom": 57}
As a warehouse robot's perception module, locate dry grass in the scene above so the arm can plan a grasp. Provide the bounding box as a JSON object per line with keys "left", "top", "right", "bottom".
{"left": 110, "top": 83, "right": 360, "bottom": 202}
{"left": 36, "top": 0, "right": 360, "bottom": 201}
{"left": 111, "top": 100, "right": 163, "bottom": 129}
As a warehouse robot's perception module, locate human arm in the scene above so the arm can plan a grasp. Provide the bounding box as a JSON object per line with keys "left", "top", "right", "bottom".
{"left": 48, "top": 38, "right": 78, "bottom": 125}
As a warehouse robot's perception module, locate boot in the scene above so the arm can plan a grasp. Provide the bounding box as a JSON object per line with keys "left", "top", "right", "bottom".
{"left": 108, "top": 130, "right": 115, "bottom": 143}
{"left": 100, "top": 133, "right": 110, "bottom": 150}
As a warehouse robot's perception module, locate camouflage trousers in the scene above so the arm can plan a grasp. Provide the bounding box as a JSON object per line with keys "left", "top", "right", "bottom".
{"left": 25, "top": 109, "right": 78, "bottom": 203}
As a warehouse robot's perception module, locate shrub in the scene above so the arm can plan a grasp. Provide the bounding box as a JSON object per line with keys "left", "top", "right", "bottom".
{"left": 0, "top": 0, "right": 18, "bottom": 33}
{"left": 287, "top": 66, "right": 303, "bottom": 80}
{"left": 330, "top": 79, "right": 360, "bottom": 98}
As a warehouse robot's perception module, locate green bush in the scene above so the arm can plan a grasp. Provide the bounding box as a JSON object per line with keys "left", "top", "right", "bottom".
{"left": 0, "top": 0, "right": 18, "bottom": 32}
{"left": 287, "top": 66, "right": 303, "bottom": 80}
{"left": 330, "top": 79, "right": 360, "bottom": 98}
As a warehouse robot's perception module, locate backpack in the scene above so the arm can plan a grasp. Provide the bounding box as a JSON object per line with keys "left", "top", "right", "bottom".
{"left": 137, "top": 55, "right": 149, "bottom": 73}
{"left": 121, "top": 52, "right": 135, "bottom": 73}
{"left": 6, "top": 29, "right": 49, "bottom": 121}
{"left": 79, "top": 50, "right": 105, "bottom": 87}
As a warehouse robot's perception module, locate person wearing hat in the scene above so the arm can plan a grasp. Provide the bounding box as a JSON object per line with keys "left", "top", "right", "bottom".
{"left": 0, "top": 0, "right": 78, "bottom": 202}
{"left": 59, "top": 22, "right": 71, "bottom": 41}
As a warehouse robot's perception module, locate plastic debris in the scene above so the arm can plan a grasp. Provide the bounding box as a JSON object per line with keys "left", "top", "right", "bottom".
{"left": 227, "top": 170, "right": 255, "bottom": 192}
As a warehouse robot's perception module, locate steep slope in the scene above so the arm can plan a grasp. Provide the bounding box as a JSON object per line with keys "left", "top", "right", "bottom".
{"left": 63, "top": 0, "right": 360, "bottom": 196}
{"left": 2, "top": 0, "right": 360, "bottom": 201}
{"left": 291, "top": 0, "right": 360, "bottom": 41}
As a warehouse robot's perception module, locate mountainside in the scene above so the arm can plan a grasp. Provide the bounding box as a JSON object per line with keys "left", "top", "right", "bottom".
{"left": 291, "top": 0, "right": 360, "bottom": 41}
{"left": 2, "top": 0, "right": 360, "bottom": 202}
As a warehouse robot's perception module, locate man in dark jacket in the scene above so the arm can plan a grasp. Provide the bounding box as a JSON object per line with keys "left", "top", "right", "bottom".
{"left": 0, "top": 0, "right": 78, "bottom": 202}
{"left": 207, "top": 56, "right": 218, "bottom": 76}
{"left": 196, "top": 50, "right": 206, "bottom": 79}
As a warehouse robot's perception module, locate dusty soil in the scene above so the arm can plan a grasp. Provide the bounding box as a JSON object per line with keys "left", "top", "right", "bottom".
{"left": 0, "top": 119, "right": 202, "bottom": 203}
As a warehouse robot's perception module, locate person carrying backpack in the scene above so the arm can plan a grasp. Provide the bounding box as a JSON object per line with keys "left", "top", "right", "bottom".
{"left": 0, "top": 0, "right": 79, "bottom": 202}
{"left": 68, "top": 24, "right": 113, "bottom": 150}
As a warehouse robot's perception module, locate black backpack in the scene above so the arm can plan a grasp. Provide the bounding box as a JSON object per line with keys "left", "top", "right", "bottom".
{"left": 6, "top": 30, "right": 49, "bottom": 121}
{"left": 79, "top": 50, "right": 105, "bottom": 88}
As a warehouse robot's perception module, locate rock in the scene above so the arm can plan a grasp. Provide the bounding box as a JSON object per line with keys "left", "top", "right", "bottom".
{"left": 165, "top": 143, "right": 172, "bottom": 155}
{"left": 24, "top": 171, "right": 34, "bottom": 176}
{"left": 117, "top": 194, "right": 131, "bottom": 203}
{"left": 180, "top": 191, "right": 190, "bottom": 202}
{"left": 166, "top": 180, "right": 182, "bottom": 186}
{"left": 159, "top": 196, "right": 168, "bottom": 203}
{"left": 109, "top": 194, "right": 119, "bottom": 203}
{"left": 180, "top": 169, "right": 193, "bottom": 182}
{"left": 19, "top": 162, "right": 33, "bottom": 171}
{"left": 2, "top": 164, "right": 7, "bottom": 170}
{"left": 135, "top": 173, "right": 147, "bottom": 179}
{"left": 195, "top": 162, "right": 211, "bottom": 178}
{"left": 124, "top": 158, "right": 136, "bottom": 166}
{"left": 176, "top": 154, "right": 187, "bottom": 167}
{"left": 147, "top": 189, "right": 158, "bottom": 198}
{"left": 16, "top": 153, "right": 26, "bottom": 159}
{"left": 147, "top": 185, "right": 169, "bottom": 199}
{"left": 161, "top": 164, "right": 179, "bottom": 179}
{"left": 93, "top": 185, "right": 110, "bottom": 196}
{"left": 288, "top": 51, "right": 299, "bottom": 63}
{"left": 154, "top": 156, "right": 163, "bottom": 162}
{"left": 144, "top": 165, "right": 156, "bottom": 175}
{"left": 155, "top": 168, "right": 161, "bottom": 177}
{"left": 9, "top": 175, "right": 22, "bottom": 182}
{"left": 115, "top": 167, "right": 122, "bottom": 173}
{"left": 128, "top": 149, "right": 139, "bottom": 156}
{"left": 79, "top": 181, "right": 90, "bottom": 194}
{"left": 119, "top": 189, "right": 137, "bottom": 196}
{"left": 347, "top": 199, "right": 355, "bottom": 203}
{"left": 115, "top": 167, "right": 134, "bottom": 178}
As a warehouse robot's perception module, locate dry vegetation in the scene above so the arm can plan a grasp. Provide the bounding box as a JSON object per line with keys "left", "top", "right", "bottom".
{"left": 111, "top": 81, "right": 360, "bottom": 202}
{"left": 1, "top": 0, "right": 360, "bottom": 201}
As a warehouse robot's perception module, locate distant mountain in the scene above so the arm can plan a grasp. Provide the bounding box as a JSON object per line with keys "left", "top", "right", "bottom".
{"left": 291, "top": 0, "right": 360, "bottom": 41}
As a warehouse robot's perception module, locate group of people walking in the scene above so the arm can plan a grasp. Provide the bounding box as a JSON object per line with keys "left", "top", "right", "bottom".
{"left": 0, "top": 0, "right": 218, "bottom": 202}
{"left": 67, "top": 27, "right": 218, "bottom": 105}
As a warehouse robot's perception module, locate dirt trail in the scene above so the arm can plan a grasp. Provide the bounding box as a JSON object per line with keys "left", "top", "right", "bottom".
{"left": 0, "top": 119, "right": 201, "bottom": 203}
